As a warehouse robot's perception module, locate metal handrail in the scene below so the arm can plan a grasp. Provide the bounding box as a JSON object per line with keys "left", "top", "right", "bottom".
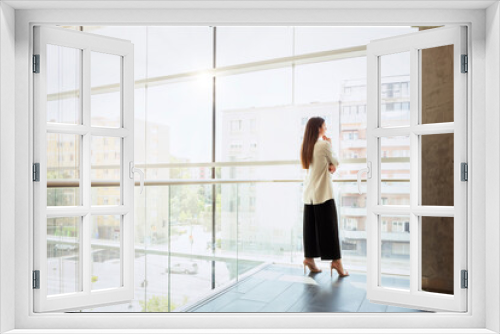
{"left": 47, "top": 44, "right": 367, "bottom": 100}
{"left": 46, "top": 157, "right": 411, "bottom": 170}
{"left": 47, "top": 178, "right": 409, "bottom": 188}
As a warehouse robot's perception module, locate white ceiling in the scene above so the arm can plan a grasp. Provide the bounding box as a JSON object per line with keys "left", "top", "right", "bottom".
{"left": 3, "top": 0, "right": 497, "bottom": 10}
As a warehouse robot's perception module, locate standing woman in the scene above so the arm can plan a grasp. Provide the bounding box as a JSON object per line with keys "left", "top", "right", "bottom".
{"left": 300, "top": 117, "right": 349, "bottom": 277}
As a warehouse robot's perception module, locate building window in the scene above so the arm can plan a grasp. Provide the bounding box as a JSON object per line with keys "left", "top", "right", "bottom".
{"left": 402, "top": 81, "right": 410, "bottom": 96}
{"left": 343, "top": 218, "right": 357, "bottom": 231}
{"left": 342, "top": 196, "right": 358, "bottom": 207}
{"left": 250, "top": 118, "right": 257, "bottom": 131}
{"left": 392, "top": 242, "right": 409, "bottom": 255}
{"left": 230, "top": 119, "right": 242, "bottom": 132}
{"left": 393, "top": 82, "right": 401, "bottom": 97}
{"left": 230, "top": 141, "right": 243, "bottom": 150}
{"left": 392, "top": 221, "right": 404, "bottom": 232}
{"left": 381, "top": 220, "right": 388, "bottom": 232}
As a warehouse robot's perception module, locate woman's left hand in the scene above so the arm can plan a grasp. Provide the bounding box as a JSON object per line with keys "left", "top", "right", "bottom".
{"left": 328, "top": 163, "right": 336, "bottom": 174}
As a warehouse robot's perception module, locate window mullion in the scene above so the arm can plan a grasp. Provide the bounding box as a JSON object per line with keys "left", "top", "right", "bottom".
{"left": 410, "top": 46, "right": 419, "bottom": 296}
{"left": 82, "top": 47, "right": 91, "bottom": 294}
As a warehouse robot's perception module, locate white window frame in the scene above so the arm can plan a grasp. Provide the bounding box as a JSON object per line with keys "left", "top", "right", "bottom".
{"left": 366, "top": 25, "right": 467, "bottom": 312}
{"left": 7, "top": 5, "right": 494, "bottom": 334}
{"left": 32, "top": 25, "right": 136, "bottom": 312}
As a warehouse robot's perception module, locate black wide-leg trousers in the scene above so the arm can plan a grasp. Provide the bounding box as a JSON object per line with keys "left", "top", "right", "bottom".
{"left": 303, "top": 198, "right": 342, "bottom": 261}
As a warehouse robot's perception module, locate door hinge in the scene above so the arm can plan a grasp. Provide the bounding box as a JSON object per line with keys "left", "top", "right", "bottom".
{"left": 33, "top": 54, "right": 40, "bottom": 73}
{"left": 33, "top": 163, "right": 40, "bottom": 182}
{"left": 461, "top": 54, "right": 468, "bottom": 73}
{"left": 32, "top": 270, "right": 40, "bottom": 289}
{"left": 461, "top": 162, "right": 468, "bottom": 181}
{"left": 461, "top": 269, "right": 468, "bottom": 289}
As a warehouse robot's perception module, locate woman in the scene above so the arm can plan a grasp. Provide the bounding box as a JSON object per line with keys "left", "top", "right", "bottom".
{"left": 300, "top": 117, "right": 349, "bottom": 277}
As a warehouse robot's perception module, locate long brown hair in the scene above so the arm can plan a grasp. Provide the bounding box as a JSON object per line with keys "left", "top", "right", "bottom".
{"left": 300, "top": 117, "right": 324, "bottom": 169}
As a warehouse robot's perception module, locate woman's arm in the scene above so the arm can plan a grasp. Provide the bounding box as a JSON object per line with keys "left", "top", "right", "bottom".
{"left": 323, "top": 141, "right": 340, "bottom": 168}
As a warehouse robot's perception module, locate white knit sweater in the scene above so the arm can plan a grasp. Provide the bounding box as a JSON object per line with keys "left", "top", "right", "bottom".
{"left": 302, "top": 140, "right": 340, "bottom": 205}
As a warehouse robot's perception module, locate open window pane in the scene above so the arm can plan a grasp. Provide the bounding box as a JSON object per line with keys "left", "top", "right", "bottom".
{"left": 380, "top": 51, "right": 410, "bottom": 127}
{"left": 47, "top": 217, "right": 81, "bottom": 295}
{"left": 367, "top": 25, "right": 466, "bottom": 312}
{"left": 91, "top": 215, "right": 122, "bottom": 290}
{"left": 91, "top": 136, "right": 121, "bottom": 206}
{"left": 380, "top": 135, "right": 410, "bottom": 204}
{"left": 380, "top": 215, "right": 410, "bottom": 290}
{"left": 47, "top": 133, "right": 81, "bottom": 206}
{"left": 35, "top": 25, "right": 134, "bottom": 313}
{"left": 46, "top": 44, "right": 81, "bottom": 124}
{"left": 91, "top": 51, "right": 121, "bottom": 128}
{"left": 421, "top": 216, "right": 454, "bottom": 295}
{"left": 421, "top": 45, "right": 454, "bottom": 124}
{"left": 421, "top": 133, "right": 454, "bottom": 206}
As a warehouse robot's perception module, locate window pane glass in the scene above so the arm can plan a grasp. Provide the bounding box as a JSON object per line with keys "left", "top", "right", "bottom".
{"left": 217, "top": 27, "right": 293, "bottom": 67}
{"left": 91, "top": 215, "right": 122, "bottom": 290}
{"left": 146, "top": 77, "right": 212, "bottom": 164}
{"left": 421, "top": 133, "right": 454, "bottom": 206}
{"left": 46, "top": 44, "right": 81, "bottom": 124}
{"left": 168, "top": 184, "right": 213, "bottom": 310}
{"left": 47, "top": 133, "right": 80, "bottom": 206}
{"left": 216, "top": 68, "right": 292, "bottom": 162}
{"left": 380, "top": 215, "right": 410, "bottom": 290}
{"left": 336, "top": 182, "right": 367, "bottom": 272}
{"left": 294, "top": 26, "right": 419, "bottom": 55}
{"left": 66, "top": 24, "right": 449, "bottom": 313}
{"left": 91, "top": 136, "right": 121, "bottom": 206}
{"left": 215, "top": 183, "right": 238, "bottom": 289}
{"left": 147, "top": 26, "right": 213, "bottom": 76}
{"left": 421, "top": 45, "right": 454, "bottom": 124}
{"left": 380, "top": 51, "right": 410, "bottom": 127}
{"left": 421, "top": 216, "right": 454, "bottom": 295}
{"left": 380, "top": 136, "right": 410, "bottom": 204}
{"left": 82, "top": 26, "right": 148, "bottom": 80}
{"left": 91, "top": 51, "right": 121, "bottom": 128}
{"left": 47, "top": 217, "right": 81, "bottom": 295}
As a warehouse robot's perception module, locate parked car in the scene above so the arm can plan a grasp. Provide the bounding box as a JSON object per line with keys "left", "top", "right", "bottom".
{"left": 165, "top": 262, "right": 198, "bottom": 275}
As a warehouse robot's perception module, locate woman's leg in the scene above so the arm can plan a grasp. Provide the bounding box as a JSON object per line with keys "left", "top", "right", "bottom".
{"left": 303, "top": 202, "right": 321, "bottom": 259}
{"left": 314, "top": 198, "right": 341, "bottom": 261}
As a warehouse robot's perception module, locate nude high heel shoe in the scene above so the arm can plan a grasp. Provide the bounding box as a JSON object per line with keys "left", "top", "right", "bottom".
{"left": 331, "top": 259, "right": 349, "bottom": 277}
{"left": 303, "top": 259, "right": 322, "bottom": 274}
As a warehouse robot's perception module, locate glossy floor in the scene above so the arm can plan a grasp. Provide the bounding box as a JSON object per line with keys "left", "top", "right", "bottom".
{"left": 185, "top": 264, "right": 431, "bottom": 313}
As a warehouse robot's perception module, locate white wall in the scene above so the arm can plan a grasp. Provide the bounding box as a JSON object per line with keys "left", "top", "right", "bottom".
{"left": 485, "top": 2, "right": 500, "bottom": 334}
{"left": 0, "top": 2, "right": 16, "bottom": 333}
{"left": 8, "top": 6, "right": 493, "bottom": 332}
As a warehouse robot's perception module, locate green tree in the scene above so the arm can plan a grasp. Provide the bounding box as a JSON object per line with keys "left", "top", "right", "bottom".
{"left": 139, "top": 295, "right": 189, "bottom": 312}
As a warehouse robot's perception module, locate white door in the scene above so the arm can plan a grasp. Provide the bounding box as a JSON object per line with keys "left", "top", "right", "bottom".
{"left": 33, "top": 25, "right": 136, "bottom": 312}
{"left": 364, "top": 25, "right": 467, "bottom": 312}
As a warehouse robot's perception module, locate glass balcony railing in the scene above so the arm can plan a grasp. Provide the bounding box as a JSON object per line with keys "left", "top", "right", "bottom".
{"left": 46, "top": 160, "right": 410, "bottom": 312}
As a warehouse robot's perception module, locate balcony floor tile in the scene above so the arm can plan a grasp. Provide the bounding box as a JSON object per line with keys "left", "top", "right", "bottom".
{"left": 188, "top": 264, "right": 431, "bottom": 313}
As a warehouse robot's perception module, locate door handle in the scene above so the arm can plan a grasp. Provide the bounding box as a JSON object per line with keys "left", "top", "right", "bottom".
{"left": 129, "top": 161, "right": 145, "bottom": 194}
{"left": 356, "top": 161, "right": 372, "bottom": 194}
